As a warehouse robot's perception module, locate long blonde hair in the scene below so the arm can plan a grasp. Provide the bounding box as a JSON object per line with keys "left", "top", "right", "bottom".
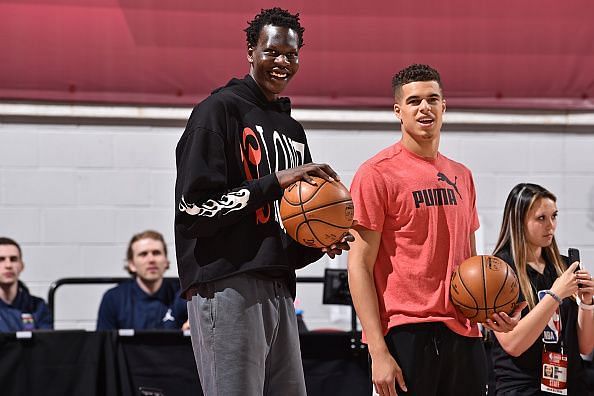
{"left": 493, "top": 183, "right": 566, "bottom": 309}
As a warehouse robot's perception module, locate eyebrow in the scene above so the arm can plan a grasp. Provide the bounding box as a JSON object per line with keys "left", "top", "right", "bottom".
{"left": 405, "top": 93, "right": 441, "bottom": 102}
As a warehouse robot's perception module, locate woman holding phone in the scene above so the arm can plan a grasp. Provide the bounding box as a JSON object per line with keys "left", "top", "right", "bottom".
{"left": 490, "top": 183, "right": 594, "bottom": 395}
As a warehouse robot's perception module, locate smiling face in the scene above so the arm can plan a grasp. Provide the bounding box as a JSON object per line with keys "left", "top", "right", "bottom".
{"left": 524, "top": 197, "right": 558, "bottom": 251}
{"left": 127, "top": 238, "right": 169, "bottom": 287}
{"left": 0, "top": 244, "right": 23, "bottom": 288}
{"left": 248, "top": 24, "right": 300, "bottom": 101}
{"left": 394, "top": 80, "right": 446, "bottom": 144}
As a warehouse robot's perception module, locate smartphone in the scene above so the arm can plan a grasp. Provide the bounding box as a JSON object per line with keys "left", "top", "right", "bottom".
{"left": 568, "top": 248, "right": 583, "bottom": 288}
{"left": 568, "top": 247, "right": 581, "bottom": 270}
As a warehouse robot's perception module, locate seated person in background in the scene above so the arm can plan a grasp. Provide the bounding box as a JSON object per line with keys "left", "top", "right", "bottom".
{"left": 97, "top": 230, "right": 188, "bottom": 330}
{"left": 0, "top": 237, "right": 52, "bottom": 331}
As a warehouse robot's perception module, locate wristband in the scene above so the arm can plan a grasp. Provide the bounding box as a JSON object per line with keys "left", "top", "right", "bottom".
{"left": 544, "top": 290, "right": 562, "bottom": 304}
{"left": 577, "top": 295, "right": 594, "bottom": 310}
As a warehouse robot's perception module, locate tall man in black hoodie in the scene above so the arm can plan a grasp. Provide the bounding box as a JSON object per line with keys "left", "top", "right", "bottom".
{"left": 175, "top": 8, "right": 351, "bottom": 396}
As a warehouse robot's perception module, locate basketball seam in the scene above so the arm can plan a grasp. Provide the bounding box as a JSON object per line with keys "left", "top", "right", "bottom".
{"left": 451, "top": 300, "right": 515, "bottom": 310}
{"left": 298, "top": 179, "right": 329, "bottom": 205}
{"left": 455, "top": 269, "right": 481, "bottom": 317}
{"left": 497, "top": 273, "right": 519, "bottom": 307}
{"left": 493, "top": 260, "right": 509, "bottom": 308}
{"left": 280, "top": 198, "right": 353, "bottom": 222}
{"left": 482, "top": 256, "right": 489, "bottom": 317}
{"left": 298, "top": 181, "right": 326, "bottom": 247}
{"left": 296, "top": 219, "right": 326, "bottom": 247}
{"left": 305, "top": 220, "right": 351, "bottom": 229}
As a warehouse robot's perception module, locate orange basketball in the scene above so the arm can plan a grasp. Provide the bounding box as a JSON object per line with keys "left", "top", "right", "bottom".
{"left": 450, "top": 255, "right": 519, "bottom": 323}
{"left": 280, "top": 176, "right": 354, "bottom": 248}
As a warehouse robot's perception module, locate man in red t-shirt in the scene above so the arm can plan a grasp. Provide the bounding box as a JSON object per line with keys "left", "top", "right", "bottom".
{"left": 347, "top": 64, "right": 524, "bottom": 396}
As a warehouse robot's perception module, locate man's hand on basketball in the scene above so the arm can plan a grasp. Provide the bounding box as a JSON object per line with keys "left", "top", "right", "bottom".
{"left": 276, "top": 163, "right": 339, "bottom": 189}
{"left": 322, "top": 233, "right": 355, "bottom": 258}
{"left": 483, "top": 301, "right": 528, "bottom": 332}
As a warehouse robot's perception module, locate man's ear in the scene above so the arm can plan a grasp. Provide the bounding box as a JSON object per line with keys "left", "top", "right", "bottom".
{"left": 393, "top": 103, "right": 402, "bottom": 123}
{"left": 165, "top": 260, "right": 170, "bottom": 271}
{"left": 17, "top": 260, "right": 24, "bottom": 276}
{"left": 442, "top": 99, "right": 446, "bottom": 113}
{"left": 247, "top": 46, "right": 254, "bottom": 64}
{"left": 127, "top": 260, "right": 137, "bottom": 274}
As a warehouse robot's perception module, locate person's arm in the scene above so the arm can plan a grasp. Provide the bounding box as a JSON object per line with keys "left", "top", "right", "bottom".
{"left": 96, "top": 291, "right": 118, "bottom": 331}
{"left": 348, "top": 225, "right": 406, "bottom": 396}
{"left": 175, "top": 107, "right": 341, "bottom": 241}
{"left": 34, "top": 298, "right": 53, "bottom": 330}
{"left": 173, "top": 293, "right": 189, "bottom": 329}
{"left": 494, "top": 262, "right": 580, "bottom": 356}
{"left": 175, "top": 123, "right": 280, "bottom": 239}
{"left": 576, "top": 268, "right": 594, "bottom": 354}
{"left": 469, "top": 232, "right": 477, "bottom": 256}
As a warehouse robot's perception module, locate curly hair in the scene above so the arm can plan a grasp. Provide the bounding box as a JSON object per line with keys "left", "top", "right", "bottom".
{"left": 245, "top": 7, "right": 305, "bottom": 49}
{"left": 392, "top": 64, "right": 442, "bottom": 99}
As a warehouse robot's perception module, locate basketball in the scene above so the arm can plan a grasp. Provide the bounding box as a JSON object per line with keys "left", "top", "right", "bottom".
{"left": 450, "top": 255, "right": 519, "bottom": 323}
{"left": 280, "top": 176, "right": 354, "bottom": 248}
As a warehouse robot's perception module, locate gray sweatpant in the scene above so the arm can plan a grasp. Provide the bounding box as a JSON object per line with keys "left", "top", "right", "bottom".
{"left": 187, "top": 273, "right": 307, "bottom": 396}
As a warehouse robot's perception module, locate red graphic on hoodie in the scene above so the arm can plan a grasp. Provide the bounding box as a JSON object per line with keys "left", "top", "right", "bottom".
{"left": 241, "top": 127, "right": 270, "bottom": 224}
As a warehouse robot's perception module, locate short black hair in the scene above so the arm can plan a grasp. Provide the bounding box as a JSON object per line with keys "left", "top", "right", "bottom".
{"left": 0, "top": 236, "right": 22, "bottom": 259}
{"left": 245, "top": 7, "right": 305, "bottom": 49}
{"left": 392, "top": 64, "right": 442, "bottom": 99}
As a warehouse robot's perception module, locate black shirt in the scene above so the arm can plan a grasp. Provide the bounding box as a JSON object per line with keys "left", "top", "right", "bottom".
{"left": 492, "top": 248, "right": 587, "bottom": 395}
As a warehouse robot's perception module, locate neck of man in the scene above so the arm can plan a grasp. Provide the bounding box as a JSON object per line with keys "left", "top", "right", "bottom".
{"left": 135, "top": 276, "right": 163, "bottom": 296}
{"left": 248, "top": 72, "right": 277, "bottom": 102}
{"left": 0, "top": 282, "right": 19, "bottom": 305}
{"left": 401, "top": 133, "right": 440, "bottom": 159}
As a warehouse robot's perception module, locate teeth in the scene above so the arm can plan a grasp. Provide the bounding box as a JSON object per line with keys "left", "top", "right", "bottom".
{"left": 271, "top": 71, "right": 287, "bottom": 78}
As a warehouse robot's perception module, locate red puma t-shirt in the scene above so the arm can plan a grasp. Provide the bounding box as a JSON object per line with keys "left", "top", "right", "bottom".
{"left": 351, "top": 141, "right": 480, "bottom": 339}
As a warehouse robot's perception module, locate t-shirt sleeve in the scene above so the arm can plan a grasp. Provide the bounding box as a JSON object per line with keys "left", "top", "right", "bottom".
{"left": 350, "top": 163, "right": 388, "bottom": 232}
{"left": 467, "top": 168, "right": 480, "bottom": 233}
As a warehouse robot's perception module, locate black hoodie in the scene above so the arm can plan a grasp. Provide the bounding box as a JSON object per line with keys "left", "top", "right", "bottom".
{"left": 175, "top": 75, "right": 323, "bottom": 299}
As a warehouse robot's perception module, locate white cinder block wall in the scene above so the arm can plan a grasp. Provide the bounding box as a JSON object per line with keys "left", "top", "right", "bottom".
{"left": 1, "top": 107, "right": 593, "bottom": 330}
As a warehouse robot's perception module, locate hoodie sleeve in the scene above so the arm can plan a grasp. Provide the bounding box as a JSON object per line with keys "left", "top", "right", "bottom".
{"left": 32, "top": 298, "right": 53, "bottom": 330}
{"left": 175, "top": 104, "right": 284, "bottom": 239}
